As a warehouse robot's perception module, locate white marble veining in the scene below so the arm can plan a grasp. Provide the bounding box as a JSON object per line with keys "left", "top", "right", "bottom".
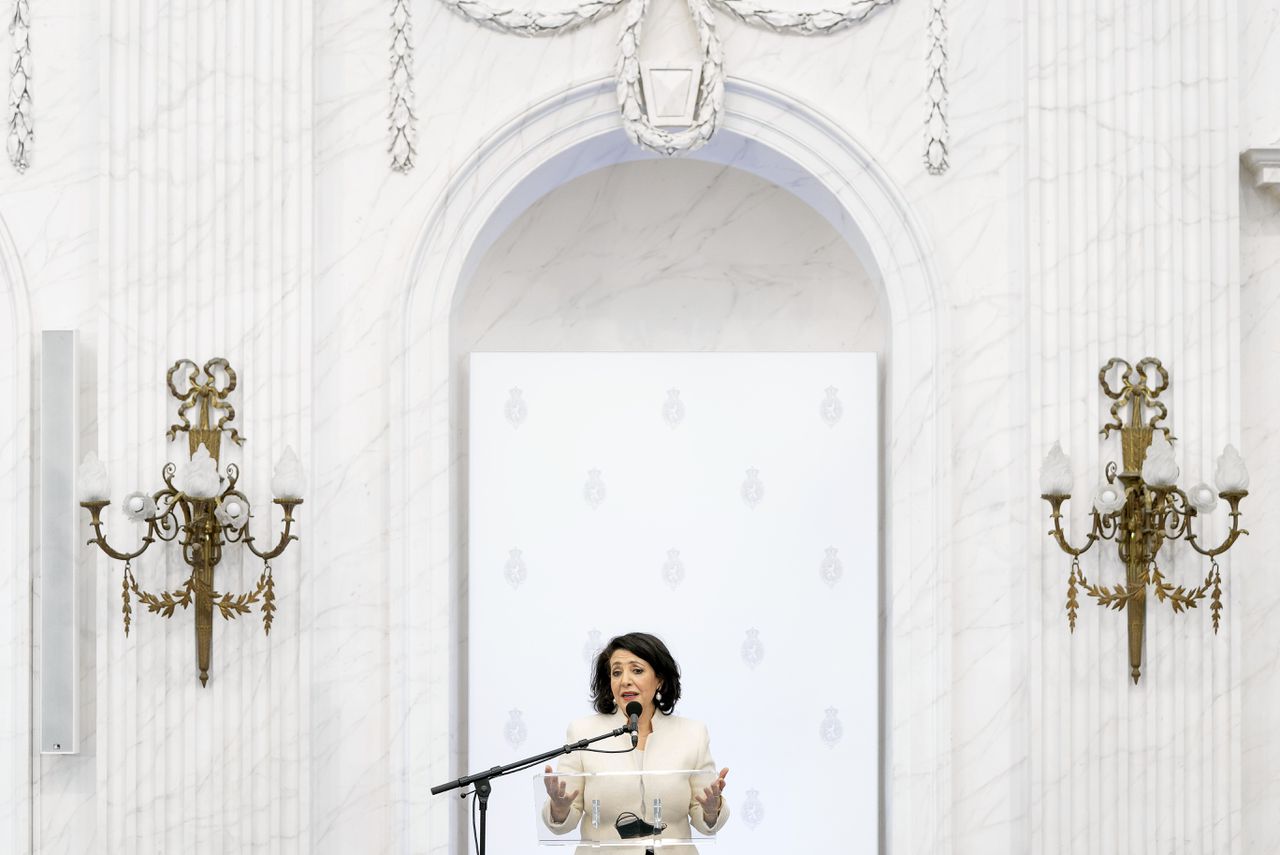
{"left": 1239, "top": 3, "right": 1280, "bottom": 843}
{"left": 1024, "top": 3, "right": 1244, "bottom": 854}
{"left": 456, "top": 159, "right": 886, "bottom": 354}
{"left": 0, "top": 215, "right": 33, "bottom": 855}
{"left": 389, "top": 80, "right": 950, "bottom": 855}
{"left": 0, "top": 2, "right": 314, "bottom": 854}
{"left": 0, "top": 0, "right": 1276, "bottom": 853}
{"left": 0, "top": 2, "right": 99, "bottom": 853}
{"left": 454, "top": 160, "right": 887, "bottom": 846}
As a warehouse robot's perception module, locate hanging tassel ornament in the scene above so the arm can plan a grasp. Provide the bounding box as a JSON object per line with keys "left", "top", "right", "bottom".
{"left": 260, "top": 561, "right": 277, "bottom": 635}
{"left": 122, "top": 560, "right": 133, "bottom": 636}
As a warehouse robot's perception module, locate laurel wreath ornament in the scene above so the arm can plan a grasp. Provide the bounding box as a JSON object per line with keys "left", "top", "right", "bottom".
{"left": 397, "top": 0, "right": 949, "bottom": 170}
{"left": 712, "top": 0, "right": 895, "bottom": 34}
{"left": 390, "top": 0, "right": 417, "bottom": 171}
{"left": 7, "top": 0, "right": 32, "bottom": 173}
{"left": 616, "top": 0, "right": 724, "bottom": 155}
{"left": 1066, "top": 558, "right": 1225, "bottom": 635}
{"left": 923, "top": 0, "right": 947, "bottom": 174}
{"left": 121, "top": 559, "right": 277, "bottom": 638}
{"left": 438, "top": 0, "right": 629, "bottom": 34}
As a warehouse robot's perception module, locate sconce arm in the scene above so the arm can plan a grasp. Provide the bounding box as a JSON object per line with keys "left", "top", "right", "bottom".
{"left": 80, "top": 500, "right": 158, "bottom": 562}
{"left": 1042, "top": 495, "right": 1100, "bottom": 557}
{"left": 1185, "top": 491, "right": 1249, "bottom": 557}
{"left": 244, "top": 499, "right": 303, "bottom": 561}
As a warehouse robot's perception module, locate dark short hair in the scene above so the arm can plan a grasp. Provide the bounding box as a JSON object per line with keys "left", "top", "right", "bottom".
{"left": 590, "top": 632, "right": 682, "bottom": 715}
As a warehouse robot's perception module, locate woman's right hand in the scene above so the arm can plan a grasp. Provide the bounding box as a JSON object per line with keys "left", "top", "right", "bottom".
{"left": 543, "top": 764, "right": 580, "bottom": 824}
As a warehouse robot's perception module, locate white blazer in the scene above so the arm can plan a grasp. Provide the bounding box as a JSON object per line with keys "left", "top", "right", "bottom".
{"left": 541, "top": 711, "right": 730, "bottom": 855}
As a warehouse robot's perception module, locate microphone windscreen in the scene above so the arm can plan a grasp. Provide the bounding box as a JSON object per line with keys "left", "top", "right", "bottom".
{"left": 625, "top": 701, "right": 643, "bottom": 717}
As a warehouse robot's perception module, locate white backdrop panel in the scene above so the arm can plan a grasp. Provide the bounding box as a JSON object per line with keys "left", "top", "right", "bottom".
{"left": 468, "top": 352, "right": 878, "bottom": 853}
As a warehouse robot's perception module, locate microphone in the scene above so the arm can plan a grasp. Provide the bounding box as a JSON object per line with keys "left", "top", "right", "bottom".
{"left": 625, "top": 701, "right": 642, "bottom": 748}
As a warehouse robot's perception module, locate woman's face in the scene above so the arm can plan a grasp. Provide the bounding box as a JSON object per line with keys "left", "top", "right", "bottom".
{"left": 609, "top": 648, "right": 662, "bottom": 715}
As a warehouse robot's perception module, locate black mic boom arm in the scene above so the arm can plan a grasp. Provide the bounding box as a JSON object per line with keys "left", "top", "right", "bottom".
{"left": 429, "top": 723, "right": 632, "bottom": 797}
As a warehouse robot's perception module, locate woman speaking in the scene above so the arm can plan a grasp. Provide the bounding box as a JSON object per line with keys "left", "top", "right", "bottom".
{"left": 541, "top": 632, "right": 730, "bottom": 853}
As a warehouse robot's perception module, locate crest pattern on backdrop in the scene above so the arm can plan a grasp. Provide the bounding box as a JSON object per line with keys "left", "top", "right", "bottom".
{"left": 468, "top": 352, "right": 878, "bottom": 853}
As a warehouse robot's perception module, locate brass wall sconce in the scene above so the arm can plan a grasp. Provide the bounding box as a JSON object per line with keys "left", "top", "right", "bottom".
{"left": 77, "top": 358, "right": 304, "bottom": 686}
{"left": 1039, "top": 357, "right": 1249, "bottom": 683}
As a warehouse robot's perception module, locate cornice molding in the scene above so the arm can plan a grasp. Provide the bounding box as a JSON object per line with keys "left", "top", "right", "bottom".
{"left": 1242, "top": 143, "right": 1280, "bottom": 189}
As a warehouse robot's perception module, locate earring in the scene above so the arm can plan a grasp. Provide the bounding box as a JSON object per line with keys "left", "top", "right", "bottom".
{"left": 656, "top": 690, "right": 663, "bottom": 701}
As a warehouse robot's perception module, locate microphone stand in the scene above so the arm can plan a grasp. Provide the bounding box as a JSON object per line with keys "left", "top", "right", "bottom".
{"left": 430, "top": 722, "right": 636, "bottom": 855}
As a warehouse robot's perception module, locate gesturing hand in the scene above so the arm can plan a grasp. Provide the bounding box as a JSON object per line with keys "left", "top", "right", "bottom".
{"left": 543, "top": 764, "right": 580, "bottom": 824}
{"left": 694, "top": 767, "right": 729, "bottom": 824}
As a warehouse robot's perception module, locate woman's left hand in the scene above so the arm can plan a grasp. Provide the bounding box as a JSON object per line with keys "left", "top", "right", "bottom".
{"left": 695, "top": 767, "right": 729, "bottom": 823}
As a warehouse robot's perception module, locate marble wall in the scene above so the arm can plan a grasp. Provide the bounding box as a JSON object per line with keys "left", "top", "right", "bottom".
{"left": 455, "top": 158, "right": 886, "bottom": 355}
{"left": 1023, "top": 2, "right": 1243, "bottom": 854}
{"left": 1, "top": 205, "right": 33, "bottom": 855}
{"left": 1239, "top": 3, "right": 1280, "bottom": 853}
{"left": 0, "top": 0, "right": 1277, "bottom": 853}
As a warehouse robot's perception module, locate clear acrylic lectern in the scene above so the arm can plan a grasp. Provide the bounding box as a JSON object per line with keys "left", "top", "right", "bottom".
{"left": 533, "top": 769, "right": 721, "bottom": 851}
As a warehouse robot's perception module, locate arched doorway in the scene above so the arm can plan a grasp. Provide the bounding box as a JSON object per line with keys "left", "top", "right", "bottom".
{"left": 390, "top": 77, "right": 951, "bottom": 855}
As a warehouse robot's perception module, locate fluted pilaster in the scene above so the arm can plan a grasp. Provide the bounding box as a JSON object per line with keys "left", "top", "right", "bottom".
{"left": 89, "top": 2, "right": 312, "bottom": 853}
{"left": 1026, "top": 2, "right": 1240, "bottom": 853}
